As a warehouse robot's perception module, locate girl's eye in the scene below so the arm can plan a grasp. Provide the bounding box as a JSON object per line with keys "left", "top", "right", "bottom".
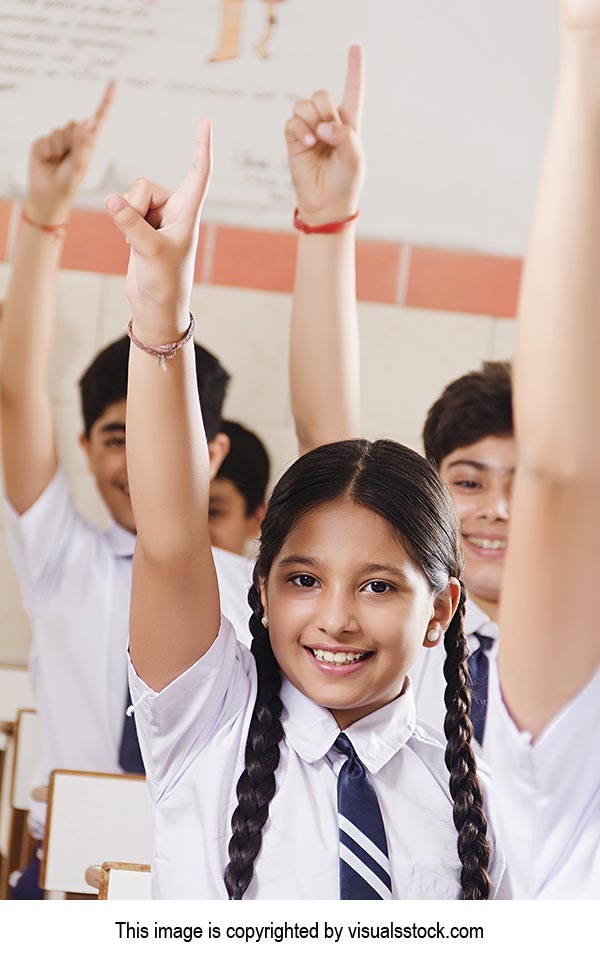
{"left": 363, "top": 580, "right": 393, "bottom": 594}
{"left": 454, "top": 479, "right": 481, "bottom": 490}
{"left": 105, "top": 438, "right": 125, "bottom": 448}
{"left": 290, "top": 574, "right": 319, "bottom": 589}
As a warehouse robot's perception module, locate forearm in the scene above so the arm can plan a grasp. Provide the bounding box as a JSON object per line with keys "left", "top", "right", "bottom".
{"left": 0, "top": 216, "right": 65, "bottom": 509}
{"left": 515, "top": 33, "right": 600, "bottom": 479}
{"left": 1, "top": 220, "right": 63, "bottom": 404}
{"left": 290, "top": 228, "right": 360, "bottom": 454}
{"left": 499, "top": 27, "right": 600, "bottom": 732}
{"left": 126, "top": 315, "right": 211, "bottom": 565}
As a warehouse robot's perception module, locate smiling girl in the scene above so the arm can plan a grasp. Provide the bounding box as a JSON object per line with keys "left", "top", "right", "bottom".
{"left": 104, "top": 76, "right": 507, "bottom": 897}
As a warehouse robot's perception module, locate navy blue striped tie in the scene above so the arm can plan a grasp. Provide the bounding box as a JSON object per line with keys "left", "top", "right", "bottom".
{"left": 468, "top": 632, "right": 495, "bottom": 746}
{"left": 336, "top": 733, "right": 392, "bottom": 900}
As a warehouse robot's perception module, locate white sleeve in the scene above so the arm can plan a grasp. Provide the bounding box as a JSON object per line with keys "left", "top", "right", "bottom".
{"left": 128, "top": 616, "right": 256, "bottom": 803}
{"left": 486, "top": 659, "right": 600, "bottom": 898}
{"left": 2, "top": 468, "right": 80, "bottom": 615}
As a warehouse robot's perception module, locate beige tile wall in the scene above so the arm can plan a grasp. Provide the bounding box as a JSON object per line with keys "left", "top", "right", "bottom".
{"left": 0, "top": 268, "right": 516, "bottom": 665}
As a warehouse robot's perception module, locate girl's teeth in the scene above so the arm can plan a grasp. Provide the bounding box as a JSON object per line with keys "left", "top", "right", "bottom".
{"left": 468, "top": 537, "right": 507, "bottom": 550}
{"left": 312, "top": 649, "right": 364, "bottom": 664}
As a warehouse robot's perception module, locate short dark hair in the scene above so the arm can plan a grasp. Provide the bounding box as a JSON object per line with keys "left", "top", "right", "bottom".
{"left": 79, "top": 335, "right": 230, "bottom": 440}
{"left": 423, "top": 361, "right": 513, "bottom": 468}
{"left": 217, "top": 421, "right": 270, "bottom": 515}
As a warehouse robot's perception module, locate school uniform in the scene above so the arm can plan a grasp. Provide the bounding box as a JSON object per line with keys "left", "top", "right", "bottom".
{"left": 2, "top": 467, "right": 253, "bottom": 843}
{"left": 129, "top": 615, "right": 510, "bottom": 900}
{"left": 409, "top": 598, "right": 499, "bottom": 748}
{"left": 486, "top": 661, "right": 600, "bottom": 899}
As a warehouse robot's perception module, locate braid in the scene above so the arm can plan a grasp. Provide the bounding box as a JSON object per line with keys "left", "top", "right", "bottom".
{"left": 224, "top": 583, "right": 284, "bottom": 900}
{"left": 442, "top": 584, "right": 492, "bottom": 900}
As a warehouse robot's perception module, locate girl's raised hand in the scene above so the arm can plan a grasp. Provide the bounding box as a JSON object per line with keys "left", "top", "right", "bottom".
{"left": 286, "top": 44, "right": 365, "bottom": 225}
{"left": 105, "top": 118, "right": 212, "bottom": 337}
{"left": 27, "top": 82, "right": 116, "bottom": 224}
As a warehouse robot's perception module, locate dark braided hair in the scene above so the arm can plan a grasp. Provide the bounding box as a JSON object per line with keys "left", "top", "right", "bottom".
{"left": 224, "top": 583, "right": 283, "bottom": 900}
{"left": 223, "top": 439, "right": 491, "bottom": 900}
{"left": 443, "top": 587, "right": 491, "bottom": 899}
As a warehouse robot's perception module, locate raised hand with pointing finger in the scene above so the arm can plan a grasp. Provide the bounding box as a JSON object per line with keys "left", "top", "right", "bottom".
{"left": 105, "top": 118, "right": 212, "bottom": 340}
{"left": 27, "top": 81, "right": 116, "bottom": 225}
{"left": 286, "top": 44, "right": 365, "bottom": 226}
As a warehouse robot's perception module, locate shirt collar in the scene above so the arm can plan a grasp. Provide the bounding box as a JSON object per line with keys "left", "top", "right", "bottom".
{"left": 104, "top": 522, "right": 136, "bottom": 559}
{"left": 464, "top": 598, "right": 499, "bottom": 645}
{"left": 281, "top": 675, "right": 417, "bottom": 775}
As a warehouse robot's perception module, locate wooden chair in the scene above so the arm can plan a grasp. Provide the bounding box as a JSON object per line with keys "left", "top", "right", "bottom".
{"left": 0, "top": 669, "right": 36, "bottom": 896}
{"left": 41, "top": 770, "right": 151, "bottom": 898}
{"left": 0, "top": 710, "right": 42, "bottom": 898}
{"left": 97, "top": 862, "right": 151, "bottom": 900}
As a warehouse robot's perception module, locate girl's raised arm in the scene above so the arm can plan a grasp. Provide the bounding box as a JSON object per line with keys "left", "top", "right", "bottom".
{"left": 498, "top": 1, "right": 600, "bottom": 737}
{"left": 106, "top": 119, "right": 220, "bottom": 692}
{"left": 287, "top": 46, "right": 365, "bottom": 455}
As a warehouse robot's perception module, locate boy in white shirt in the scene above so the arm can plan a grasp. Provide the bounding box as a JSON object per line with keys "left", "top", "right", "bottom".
{"left": 0, "top": 90, "right": 251, "bottom": 897}
{"left": 410, "top": 362, "right": 514, "bottom": 742}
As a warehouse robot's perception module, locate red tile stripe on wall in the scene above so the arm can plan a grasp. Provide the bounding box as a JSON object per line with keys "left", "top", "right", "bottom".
{"left": 1, "top": 203, "right": 522, "bottom": 318}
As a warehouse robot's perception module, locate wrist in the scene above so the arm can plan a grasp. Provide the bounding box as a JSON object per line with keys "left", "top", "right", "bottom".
{"left": 130, "top": 308, "right": 192, "bottom": 346}
{"left": 296, "top": 202, "right": 359, "bottom": 228}
{"left": 24, "top": 197, "right": 71, "bottom": 227}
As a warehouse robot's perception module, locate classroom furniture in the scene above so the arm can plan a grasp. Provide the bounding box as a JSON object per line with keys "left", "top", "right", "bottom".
{"left": 0, "top": 710, "right": 43, "bottom": 898}
{"left": 41, "top": 770, "right": 151, "bottom": 898}
{"left": 98, "top": 861, "right": 151, "bottom": 900}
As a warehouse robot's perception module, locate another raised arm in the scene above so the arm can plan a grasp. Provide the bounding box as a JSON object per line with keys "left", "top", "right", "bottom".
{"left": 287, "top": 46, "right": 365, "bottom": 455}
{"left": 498, "top": 1, "right": 600, "bottom": 737}
{"left": 106, "top": 120, "right": 219, "bottom": 691}
{"left": 0, "top": 85, "right": 114, "bottom": 513}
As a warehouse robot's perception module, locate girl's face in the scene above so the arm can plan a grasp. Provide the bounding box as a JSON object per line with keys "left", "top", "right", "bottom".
{"left": 262, "top": 498, "right": 457, "bottom": 729}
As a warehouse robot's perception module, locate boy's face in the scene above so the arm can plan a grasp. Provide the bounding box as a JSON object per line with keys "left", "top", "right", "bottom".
{"left": 209, "top": 477, "right": 265, "bottom": 556}
{"left": 79, "top": 399, "right": 133, "bottom": 533}
{"left": 80, "top": 399, "right": 230, "bottom": 535}
{"left": 438, "top": 434, "right": 516, "bottom": 610}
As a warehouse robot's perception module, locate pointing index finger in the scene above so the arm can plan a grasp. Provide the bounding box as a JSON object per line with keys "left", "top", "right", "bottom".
{"left": 89, "top": 80, "right": 117, "bottom": 135}
{"left": 178, "top": 116, "right": 213, "bottom": 218}
{"left": 340, "top": 44, "right": 364, "bottom": 131}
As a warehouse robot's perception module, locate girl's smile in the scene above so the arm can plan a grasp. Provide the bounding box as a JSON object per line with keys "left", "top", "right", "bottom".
{"left": 262, "top": 497, "right": 456, "bottom": 729}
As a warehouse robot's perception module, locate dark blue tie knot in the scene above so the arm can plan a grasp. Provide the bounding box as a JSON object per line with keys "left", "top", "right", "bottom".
{"left": 335, "top": 732, "right": 356, "bottom": 760}
{"left": 474, "top": 632, "right": 495, "bottom": 653}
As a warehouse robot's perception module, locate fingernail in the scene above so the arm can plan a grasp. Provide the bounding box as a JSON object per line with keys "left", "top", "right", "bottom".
{"left": 316, "top": 122, "right": 334, "bottom": 138}
{"left": 303, "top": 133, "right": 316, "bottom": 147}
{"left": 105, "top": 194, "right": 124, "bottom": 212}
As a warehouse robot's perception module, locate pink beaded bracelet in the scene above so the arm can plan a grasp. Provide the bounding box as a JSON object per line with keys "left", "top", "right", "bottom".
{"left": 127, "top": 314, "right": 195, "bottom": 371}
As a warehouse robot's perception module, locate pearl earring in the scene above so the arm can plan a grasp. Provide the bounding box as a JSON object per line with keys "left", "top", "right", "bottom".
{"left": 427, "top": 627, "right": 441, "bottom": 642}
{"left": 261, "top": 615, "right": 269, "bottom": 628}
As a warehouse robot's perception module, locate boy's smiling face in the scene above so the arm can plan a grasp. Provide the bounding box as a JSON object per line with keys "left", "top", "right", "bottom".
{"left": 438, "top": 434, "right": 516, "bottom": 614}
{"left": 79, "top": 399, "right": 134, "bottom": 533}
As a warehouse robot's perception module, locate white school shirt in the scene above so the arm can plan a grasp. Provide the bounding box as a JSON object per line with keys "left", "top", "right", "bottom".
{"left": 409, "top": 598, "right": 499, "bottom": 742}
{"left": 129, "top": 616, "right": 509, "bottom": 900}
{"left": 2, "top": 468, "right": 252, "bottom": 839}
{"left": 486, "top": 661, "right": 600, "bottom": 899}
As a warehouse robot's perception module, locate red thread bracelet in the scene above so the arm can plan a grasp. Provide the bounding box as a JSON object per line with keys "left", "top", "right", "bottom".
{"left": 293, "top": 207, "right": 359, "bottom": 235}
{"left": 21, "top": 209, "right": 68, "bottom": 238}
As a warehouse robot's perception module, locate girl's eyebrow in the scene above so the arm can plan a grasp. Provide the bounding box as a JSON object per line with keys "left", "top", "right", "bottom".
{"left": 277, "top": 554, "right": 320, "bottom": 568}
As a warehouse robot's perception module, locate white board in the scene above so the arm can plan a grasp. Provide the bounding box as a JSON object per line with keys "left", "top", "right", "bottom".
{"left": 101, "top": 863, "right": 151, "bottom": 900}
{"left": 0, "top": 665, "right": 35, "bottom": 751}
{"left": 11, "top": 710, "right": 42, "bottom": 812}
{"left": 1, "top": 0, "right": 559, "bottom": 253}
{"left": 43, "top": 770, "right": 151, "bottom": 894}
